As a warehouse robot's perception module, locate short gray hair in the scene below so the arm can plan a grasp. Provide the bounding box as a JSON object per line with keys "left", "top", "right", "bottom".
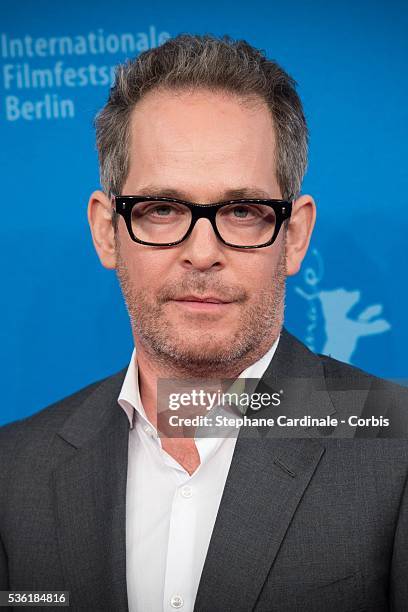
{"left": 95, "top": 34, "right": 308, "bottom": 222}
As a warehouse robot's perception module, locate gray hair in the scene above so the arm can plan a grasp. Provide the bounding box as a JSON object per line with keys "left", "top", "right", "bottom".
{"left": 95, "top": 34, "right": 308, "bottom": 225}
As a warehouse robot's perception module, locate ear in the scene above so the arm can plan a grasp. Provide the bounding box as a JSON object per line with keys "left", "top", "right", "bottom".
{"left": 285, "top": 194, "right": 316, "bottom": 276}
{"left": 87, "top": 190, "right": 117, "bottom": 269}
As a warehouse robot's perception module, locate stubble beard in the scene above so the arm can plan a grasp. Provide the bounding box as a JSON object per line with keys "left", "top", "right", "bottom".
{"left": 116, "top": 239, "right": 286, "bottom": 377}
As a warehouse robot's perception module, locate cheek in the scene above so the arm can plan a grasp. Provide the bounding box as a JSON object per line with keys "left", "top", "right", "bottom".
{"left": 235, "top": 253, "right": 279, "bottom": 290}
{"left": 120, "top": 243, "right": 176, "bottom": 291}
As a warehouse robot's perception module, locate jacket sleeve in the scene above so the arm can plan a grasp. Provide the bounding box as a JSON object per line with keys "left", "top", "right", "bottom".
{"left": 0, "top": 422, "right": 18, "bottom": 592}
{"left": 0, "top": 530, "right": 8, "bottom": 589}
{"left": 390, "top": 470, "right": 408, "bottom": 610}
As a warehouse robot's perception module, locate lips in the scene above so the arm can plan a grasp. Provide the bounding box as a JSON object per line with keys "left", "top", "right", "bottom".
{"left": 174, "top": 295, "right": 232, "bottom": 304}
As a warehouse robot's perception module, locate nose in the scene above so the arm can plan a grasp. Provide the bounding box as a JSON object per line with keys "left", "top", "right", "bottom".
{"left": 180, "top": 217, "right": 225, "bottom": 272}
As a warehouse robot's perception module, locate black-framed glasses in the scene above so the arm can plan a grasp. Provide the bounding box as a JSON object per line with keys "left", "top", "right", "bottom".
{"left": 112, "top": 195, "right": 293, "bottom": 248}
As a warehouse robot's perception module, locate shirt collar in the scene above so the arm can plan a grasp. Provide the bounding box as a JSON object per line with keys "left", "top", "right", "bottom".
{"left": 118, "top": 335, "right": 280, "bottom": 429}
{"left": 117, "top": 350, "right": 143, "bottom": 429}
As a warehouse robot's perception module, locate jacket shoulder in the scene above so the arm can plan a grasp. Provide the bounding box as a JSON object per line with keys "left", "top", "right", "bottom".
{"left": 317, "top": 353, "right": 374, "bottom": 381}
{"left": 0, "top": 369, "right": 127, "bottom": 472}
{"left": 317, "top": 352, "right": 408, "bottom": 437}
{"left": 317, "top": 352, "right": 406, "bottom": 392}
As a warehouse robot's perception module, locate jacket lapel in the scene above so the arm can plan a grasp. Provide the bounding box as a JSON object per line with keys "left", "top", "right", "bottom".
{"left": 194, "top": 435, "right": 325, "bottom": 612}
{"left": 194, "top": 328, "right": 333, "bottom": 611}
{"left": 52, "top": 370, "right": 129, "bottom": 611}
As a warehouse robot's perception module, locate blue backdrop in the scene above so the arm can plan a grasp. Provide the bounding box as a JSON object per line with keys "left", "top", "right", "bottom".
{"left": 2, "top": 0, "right": 407, "bottom": 425}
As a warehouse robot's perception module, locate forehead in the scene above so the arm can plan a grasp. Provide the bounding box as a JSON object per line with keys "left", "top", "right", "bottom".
{"left": 126, "top": 87, "right": 278, "bottom": 198}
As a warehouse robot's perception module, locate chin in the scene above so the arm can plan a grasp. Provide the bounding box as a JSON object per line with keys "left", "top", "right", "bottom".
{"left": 166, "top": 332, "right": 250, "bottom": 365}
{"left": 177, "top": 336, "right": 230, "bottom": 357}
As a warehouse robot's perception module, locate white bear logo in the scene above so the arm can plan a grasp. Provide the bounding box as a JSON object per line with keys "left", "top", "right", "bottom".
{"left": 295, "top": 250, "right": 391, "bottom": 363}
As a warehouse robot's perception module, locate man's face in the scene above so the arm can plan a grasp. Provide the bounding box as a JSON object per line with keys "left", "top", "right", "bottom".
{"left": 115, "top": 88, "right": 287, "bottom": 374}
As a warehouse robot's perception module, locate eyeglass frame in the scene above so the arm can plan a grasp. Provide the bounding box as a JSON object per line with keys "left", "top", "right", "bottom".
{"left": 111, "top": 194, "right": 293, "bottom": 249}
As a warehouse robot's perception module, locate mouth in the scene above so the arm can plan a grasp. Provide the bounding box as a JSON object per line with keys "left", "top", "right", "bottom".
{"left": 170, "top": 295, "right": 234, "bottom": 312}
{"left": 176, "top": 295, "right": 231, "bottom": 303}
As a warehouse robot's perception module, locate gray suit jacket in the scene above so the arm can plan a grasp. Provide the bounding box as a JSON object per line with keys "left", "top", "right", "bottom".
{"left": 1, "top": 328, "right": 408, "bottom": 611}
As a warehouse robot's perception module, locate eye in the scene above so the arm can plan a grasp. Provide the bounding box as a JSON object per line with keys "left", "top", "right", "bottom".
{"left": 133, "top": 201, "right": 188, "bottom": 219}
{"left": 220, "top": 204, "right": 262, "bottom": 220}
{"left": 150, "top": 205, "right": 174, "bottom": 216}
{"left": 231, "top": 206, "right": 252, "bottom": 218}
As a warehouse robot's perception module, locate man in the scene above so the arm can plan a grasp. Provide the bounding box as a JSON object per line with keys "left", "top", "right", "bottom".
{"left": 1, "top": 34, "right": 407, "bottom": 612}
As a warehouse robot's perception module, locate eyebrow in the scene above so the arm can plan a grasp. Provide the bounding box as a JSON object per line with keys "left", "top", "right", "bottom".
{"left": 132, "top": 185, "right": 274, "bottom": 201}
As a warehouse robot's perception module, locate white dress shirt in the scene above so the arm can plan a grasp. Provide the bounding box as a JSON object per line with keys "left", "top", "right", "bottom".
{"left": 118, "top": 336, "right": 279, "bottom": 612}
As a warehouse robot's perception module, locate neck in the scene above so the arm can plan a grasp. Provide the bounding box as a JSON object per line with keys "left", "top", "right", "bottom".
{"left": 134, "top": 332, "right": 280, "bottom": 428}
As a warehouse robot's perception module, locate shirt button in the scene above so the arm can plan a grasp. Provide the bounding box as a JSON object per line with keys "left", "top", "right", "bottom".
{"left": 170, "top": 594, "right": 184, "bottom": 608}
{"left": 180, "top": 485, "right": 192, "bottom": 499}
{"left": 143, "top": 424, "right": 154, "bottom": 437}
